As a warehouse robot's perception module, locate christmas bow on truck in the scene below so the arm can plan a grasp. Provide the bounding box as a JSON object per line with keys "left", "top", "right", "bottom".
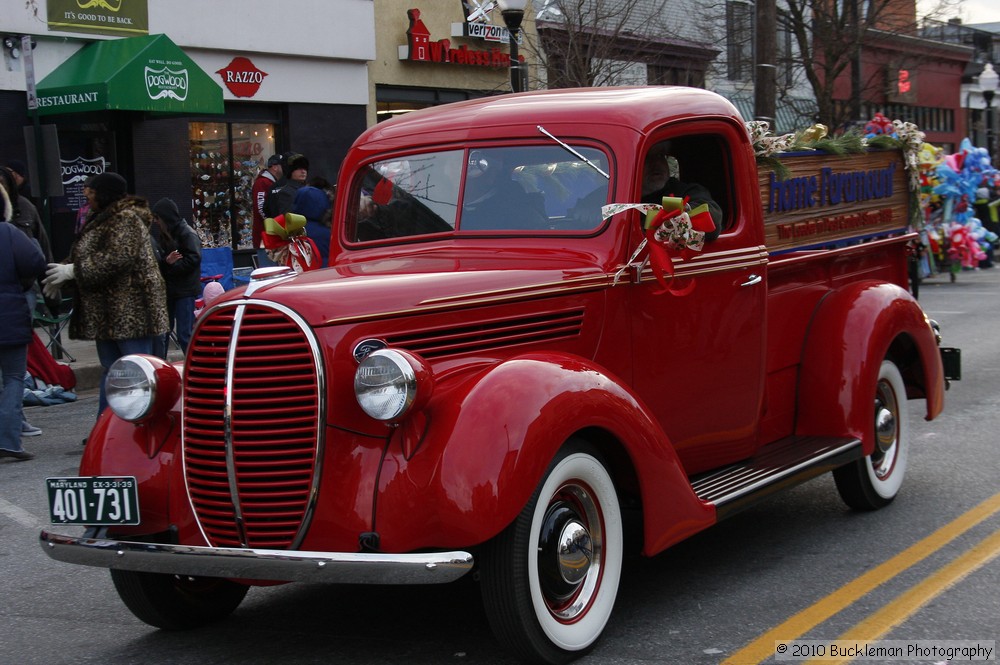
{"left": 262, "top": 212, "right": 321, "bottom": 272}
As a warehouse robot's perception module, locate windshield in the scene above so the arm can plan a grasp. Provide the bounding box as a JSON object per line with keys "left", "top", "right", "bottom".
{"left": 349, "top": 145, "right": 610, "bottom": 242}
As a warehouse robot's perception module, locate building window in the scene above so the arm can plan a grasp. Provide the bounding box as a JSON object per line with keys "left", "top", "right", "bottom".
{"left": 860, "top": 103, "right": 954, "bottom": 133}
{"left": 727, "top": 0, "right": 754, "bottom": 81}
{"left": 649, "top": 64, "right": 704, "bottom": 88}
{"left": 376, "top": 86, "right": 490, "bottom": 123}
{"left": 189, "top": 122, "right": 275, "bottom": 251}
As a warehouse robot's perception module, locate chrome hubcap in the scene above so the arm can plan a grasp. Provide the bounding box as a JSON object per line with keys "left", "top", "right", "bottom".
{"left": 556, "top": 520, "right": 592, "bottom": 586}
{"left": 872, "top": 380, "right": 899, "bottom": 479}
{"left": 875, "top": 403, "right": 896, "bottom": 453}
{"left": 537, "top": 486, "right": 602, "bottom": 622}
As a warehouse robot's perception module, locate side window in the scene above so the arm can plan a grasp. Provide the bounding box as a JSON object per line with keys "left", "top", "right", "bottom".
{"left": 642, "top": 135, "right": 730, "bottom": 240}
{"left": 350, "top": 151, "right": 463, "bottom": 242}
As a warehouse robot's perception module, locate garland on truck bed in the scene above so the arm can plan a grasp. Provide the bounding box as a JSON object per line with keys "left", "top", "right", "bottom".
{"left": 746, "top": 117, "right": 924, "bottom": 189}
{"left": 747, "top": 115, "right": 926, "bottom": 227}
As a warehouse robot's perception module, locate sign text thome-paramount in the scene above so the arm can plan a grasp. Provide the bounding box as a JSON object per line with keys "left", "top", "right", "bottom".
{"left": 766, "top": 159, "right": 900, "bottom": 243}
{"left": 767, "top": 161, "right": 898, "bottom": 213}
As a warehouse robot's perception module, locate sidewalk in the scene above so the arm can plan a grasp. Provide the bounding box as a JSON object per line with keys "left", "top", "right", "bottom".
{"left": 36, "top": 333, "right": 183, "bottom": 395}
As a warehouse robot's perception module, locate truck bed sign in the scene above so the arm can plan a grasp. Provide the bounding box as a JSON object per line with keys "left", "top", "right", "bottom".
{"left": 759, "top": 149, "right": 908, "bottom": 253}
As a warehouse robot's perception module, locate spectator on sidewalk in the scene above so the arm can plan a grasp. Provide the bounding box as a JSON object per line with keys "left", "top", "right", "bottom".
{"left": 41, "top": 172, "right": 168, "bottom": 417}
{"left": 4, "top": 159, "right": 33, "bottom": 201}
{"left": 3, "top": 162, "right": 54, "bottom": 437}
{"left": 150, "top": 198, "right": 202, "bottom": 357}
{"left": 252, "top": 154, "right": 285, "bottom": 268}
{"left": 292, "top": 185, "right": 333, "bottom": 268}
{"left": 1, "top": 166, "right": 53, "bottom": 305}
{"left": 0, "top": 184, "right": 47, "bottom": 461}
{"left": 264, "top": 153, "right": 309, "bottom": 218}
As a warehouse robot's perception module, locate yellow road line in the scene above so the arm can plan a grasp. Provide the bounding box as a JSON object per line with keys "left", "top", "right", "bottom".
{"left": 806, "top": 527, "right": 1000, "bottom": 665}
{"left": 720, "top": 492, "right": 1000, "bottom": 665}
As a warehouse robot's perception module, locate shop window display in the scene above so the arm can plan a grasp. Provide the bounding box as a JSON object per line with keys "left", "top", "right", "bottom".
{"left": 189, "top": 122, "right": 275, "bottom": 251}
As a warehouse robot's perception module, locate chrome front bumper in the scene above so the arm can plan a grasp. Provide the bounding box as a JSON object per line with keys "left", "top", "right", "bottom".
{"left": 40, "top": 530, "right": 474, "bottom": 584}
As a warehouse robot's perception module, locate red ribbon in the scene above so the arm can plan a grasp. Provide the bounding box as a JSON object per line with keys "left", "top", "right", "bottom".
{"left": 373, "top": 178, "right": 394, "bottom": 205}
{"left": 644, "top": 204, "right": 695, "bottom": 296}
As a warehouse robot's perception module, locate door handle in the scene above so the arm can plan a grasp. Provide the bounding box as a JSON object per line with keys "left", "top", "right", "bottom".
{"left": 741, "top": 274, "right": 762, "bottom": 287}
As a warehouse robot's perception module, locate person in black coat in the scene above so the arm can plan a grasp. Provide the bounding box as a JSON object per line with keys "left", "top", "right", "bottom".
{"left": 150, "top": 198, "right": 202, "bottom": 357}
{"left": 0, "top": 185, "right": 47, "bottom": 461}
{"left": 641, "top": 141, "right": 723, "bottom": 242}
{"left": 264, "top": 153, "right": 310, "bottom": 218}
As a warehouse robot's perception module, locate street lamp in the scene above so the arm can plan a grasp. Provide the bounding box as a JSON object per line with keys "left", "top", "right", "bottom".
{"left": 497, "top": 0, "right": 529, "bottom": 92}
{"left": 980, "top": 62, "right": 998, "bottom": 165}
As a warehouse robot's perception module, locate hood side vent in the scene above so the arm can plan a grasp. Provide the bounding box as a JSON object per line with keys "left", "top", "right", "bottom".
{"left": 385, "top": 308, "right": 585, "bottom": 358}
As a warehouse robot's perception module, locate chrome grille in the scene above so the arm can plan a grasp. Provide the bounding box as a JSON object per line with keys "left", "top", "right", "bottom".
{"left": 183, "top": 302, "right": 323, "bottom": 549}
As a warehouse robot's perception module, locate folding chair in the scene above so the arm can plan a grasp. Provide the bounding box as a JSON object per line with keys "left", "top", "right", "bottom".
{"left": 166, "top": 328, "right": 183, "bottom": 353}
{"left": 33, "top": 297, "right": 76, "bottom": 362}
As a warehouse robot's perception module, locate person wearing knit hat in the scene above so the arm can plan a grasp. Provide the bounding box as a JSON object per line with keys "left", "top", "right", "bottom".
{"left": 149, "top": 197, "right": 202, "bottom": 358}
{"left": 86, "top": 172, "right": 128, "bottom": 209}
{"left": 263, "top": 152, "right": 310, "bottom": 219}
{"left": 41, "top": 171, "right": 168, "bottom": 418}
{"left": 194, "top": 279, "right": 225, "bottom": 318}
{"left": 4, "top": 159, "right": 28, "bottom": 193}
{"left": 286, "top": 153, "right": 309, "bottom": 178}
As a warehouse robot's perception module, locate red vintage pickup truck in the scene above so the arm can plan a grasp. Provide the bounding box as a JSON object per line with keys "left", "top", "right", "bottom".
{"left": 42, "top": 87, "right": 959, "bottom": 664}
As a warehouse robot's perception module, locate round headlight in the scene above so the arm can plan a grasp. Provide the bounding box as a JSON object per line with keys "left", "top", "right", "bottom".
{"left": 354, "top": 349, "right": 426, "bottom": 421}
{"left": 107, "top": 355, "right": 180, "bottom": 422}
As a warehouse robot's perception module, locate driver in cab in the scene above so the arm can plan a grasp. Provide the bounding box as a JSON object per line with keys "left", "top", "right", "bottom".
{"left": 642, "top": 141, "right": 723, "bottom": 242}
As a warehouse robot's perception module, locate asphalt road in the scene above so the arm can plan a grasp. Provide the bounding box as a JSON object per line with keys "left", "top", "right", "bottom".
{"left": 1, "top": 267, "right": 998, "bottom": 665}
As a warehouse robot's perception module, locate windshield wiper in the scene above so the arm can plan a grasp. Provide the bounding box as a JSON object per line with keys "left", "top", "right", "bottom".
{"left": 536, "top": 125, "right": 610, "bottom": 179}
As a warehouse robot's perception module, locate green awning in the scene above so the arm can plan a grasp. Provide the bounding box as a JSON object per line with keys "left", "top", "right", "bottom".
{"left": 34, "top": 34, "right": 224, "bottom": 116}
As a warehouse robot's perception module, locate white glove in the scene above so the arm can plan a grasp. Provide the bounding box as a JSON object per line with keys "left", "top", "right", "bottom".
{"left": 42, "top": 263, "right": 75, "bottom": 299}
{"left": 42, "top": 279, "right": 61, "bottom": 300}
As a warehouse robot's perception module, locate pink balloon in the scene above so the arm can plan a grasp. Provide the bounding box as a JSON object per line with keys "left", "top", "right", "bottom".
{"left": 945, "top": 152, "right": 965, "bottom": 172}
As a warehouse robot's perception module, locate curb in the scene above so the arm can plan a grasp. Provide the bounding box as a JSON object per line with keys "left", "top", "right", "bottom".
{"left": 73, "top": 363, "right": 104, "bottom": 394}
{"left": 66, "top": 352, "right": 183, "bottom": 394}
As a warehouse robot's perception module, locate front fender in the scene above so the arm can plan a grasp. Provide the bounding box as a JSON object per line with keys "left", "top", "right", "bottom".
{"left": 80, "top": 400, "right": 187, "bottom": 539}
{"left": 373, "top": 352, "right": 715, "bottom": 556}
{"left": 796, "top": 280, "right": 944, "bottom": 454}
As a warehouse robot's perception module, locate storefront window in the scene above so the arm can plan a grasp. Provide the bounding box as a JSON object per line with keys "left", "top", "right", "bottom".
{"left": 189, "top": 121, "right": 275, "bottom": 251}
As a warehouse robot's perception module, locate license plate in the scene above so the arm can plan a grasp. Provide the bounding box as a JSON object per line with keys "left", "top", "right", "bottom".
{"left": 940, "top": 347, "right": 961, "bottom": 381}
{"left": 46, "top": 476, "right": 140, "bottom": 525}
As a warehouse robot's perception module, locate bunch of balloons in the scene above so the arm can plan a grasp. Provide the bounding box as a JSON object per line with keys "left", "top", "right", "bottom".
{"left": 915, "top": 137, "right": 998, "bottom": 275}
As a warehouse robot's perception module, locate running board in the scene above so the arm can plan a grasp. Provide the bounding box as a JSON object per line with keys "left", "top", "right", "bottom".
{"left": 690, "top": 436, "right": 863, "bottom": 521}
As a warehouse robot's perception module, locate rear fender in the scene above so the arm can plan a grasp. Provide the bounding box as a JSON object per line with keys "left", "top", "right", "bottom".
{"left": 796, "top": 281, "right": 944, "bottom": 454}
{"left": 374, "top": 352, "right": 715, "bottom": 556}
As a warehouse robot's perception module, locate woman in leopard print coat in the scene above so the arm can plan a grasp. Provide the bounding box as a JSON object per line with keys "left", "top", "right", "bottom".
{"left": 43, "top": 172, "right": 168, "bottom": 416}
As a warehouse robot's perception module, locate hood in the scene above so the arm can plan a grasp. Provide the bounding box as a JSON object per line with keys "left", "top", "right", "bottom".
{"left": 152, "top": 197, "right": 183, "bottom": 230}
{"left": 223, "top": 247, "right": 609, "bottom": 328}
{"left": 292, "top": 186, "right": 330, "bottom": 223}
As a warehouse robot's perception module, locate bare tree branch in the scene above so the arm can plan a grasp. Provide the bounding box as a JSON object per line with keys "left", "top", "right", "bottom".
{"left": 527, "top": 0, "right": 719, "bottom": 88}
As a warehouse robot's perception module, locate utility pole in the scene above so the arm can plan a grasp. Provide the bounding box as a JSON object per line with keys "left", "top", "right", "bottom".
{"left": 22, "top": 35, "right": 52, "bottom": 240}
{"left": 754, "top": 0, "right": 777, "bottom": 127}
